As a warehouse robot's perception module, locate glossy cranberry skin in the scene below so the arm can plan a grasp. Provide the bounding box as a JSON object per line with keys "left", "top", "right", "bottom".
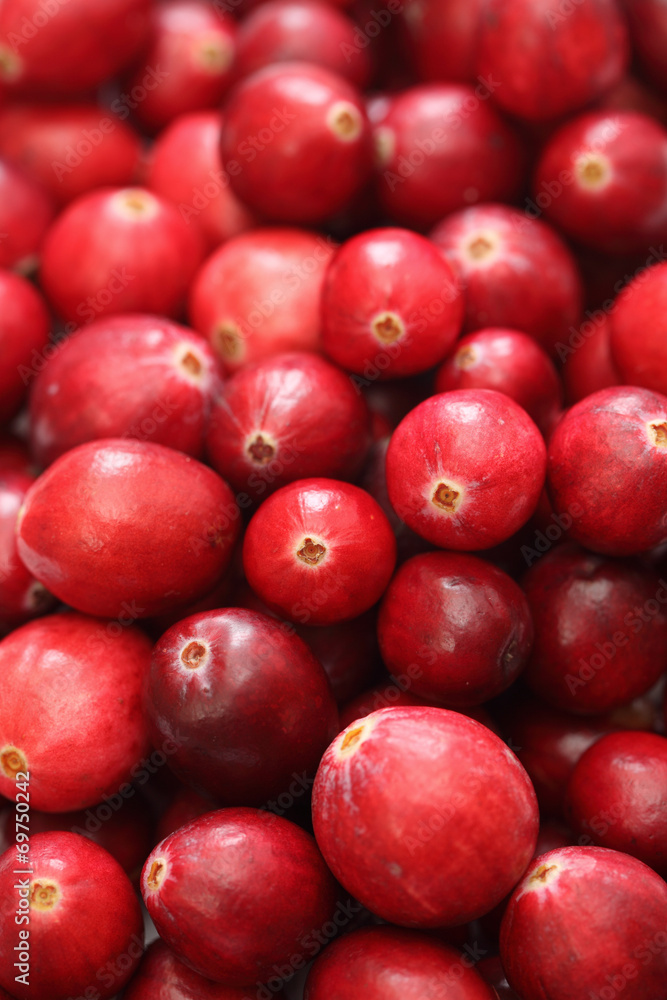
{"left": 621, "top": 0, "right": 667, "bottom": 91}
{"left": 430, "top": 204, "right": 583, "bottom": 356}
{"left": 0, "top": 103, "right": 141, "bottom": 205}
{"left": 0, "top": 471, "right": 54, "bottom": 630}
{"left": 142, "top": 809, "right": 338, "bottom": 985}
{"left": 523, "top": 544, "right": 667, "bottom": 714}
{"left": 547, "top": 386, "right": 667, "bottom": 555}
{"left": 378, "top": 552, "right": 533, "bottom": 707}
{"left": 221, "top": 62, "right": 371, "bottom": 223}
{"left": 436, "top": 329, "right": 563, "bottom": 435}
{"left": 0, "top": 158, "right": 54, "bottom": 270}
{"left": 0, "top": 267, "right": 49, "bottom": 424}
{"left": 0, "top": 612, "right": 151, "bottom": 812}
{"left": 609, "top": 261, "right": 667, "bottom": 395}
{"left": 189, "top": 227, "right": 334, "bottom": 371}
{"left": 562, "top": 313, "right": 621, "bottom": 405}
{"left": 500, "top": 847, "right": 667, "bottom": 1000}
{"left": 0, "top": 832, "right": 144, "bottom": 1000}
{"left": 565, "top": 731, "right": 667, "bottom": 874}
{"left": 386, "top": 389, "right": 547, "bottom": 551}
{"left": 235, "top": 0, "right": 370, "bottom": 88}
{"left": 17, "top": 439, "right": 240, "bottom": 619}
{"left": 400, "top": 0, "right": 483, "bottom": 83}
{"left": 373, "top": 85, "right": 524, "bottom": 230}
{"left": 244, "top": 478, "right": 396, "bottom": 625}
{"left": 146, "top": 608, "right": 338, "bottom": 805}
{"left": 29, "top": 314, "right": 222, "bottom": 466}
{"left": 321, "top": 227, "right": 463, "bottom": 378}
{"left": 40, "top": 187, "right": 205, "bottom": 324}
{"left": 304, "top": 926, "right": 495, "bottom": 1000}
{"left": 206, "top": 352, "right": 371, "bottom": 498}
{"left": 147, "top": 111, "right": 256, "bottom": 252}
{"left": 535, "top": 112, "right": 667, "bottom": 254}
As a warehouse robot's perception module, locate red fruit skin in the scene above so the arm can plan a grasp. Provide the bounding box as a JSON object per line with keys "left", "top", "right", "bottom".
{"left": 0, "top": 267, "right": 49, "bottom": 423}
{"left": 312, "top": 706, "right": 539, "bottom": 927}
{"left": 221, "top": 62, "right": 372, "bottom": 223}
{"left": 0, "top": 103, "right": 141, "bottom": 205}
{"left": 155, "top": 785, "right": 219, "bottom": 843}
{"left": 141, "top": 808, "right": 338, "bottom": 985}
{"left": 534, "top": 111, "right": 667, "bottom": 254}
{"left": 189, "top": 227, "right": 335, "bottom": 371}
{"left": 0, "top": 471, "right": 55, "bottom": 630}
{"left": 0, "top": 832, "right": 144, "bottom": 1000}
{"left": 234, "top": 0, "right": 370, "bottom": 88}
{"left": 400, "top": 0, "right": 483, "bottom": 83}
{"left": 546, "top": 386, "right": 667, "bottom": 555}
{"left": 147, "top": 111, "right": 256, "bottom": 252}
{"left": 0, "top": 159, "right": 54, "bottom": 271}
{"left": 16, "top": 439, "right": 240, "bottom": 619}
{"left": 435, "top": 328, "right": 563, "bottom": 435}
{"left": 146, "top": 608, "right": 339, "bottom": 805}
{"left": 523, "top": 543, "right": 667, "bottom": 714}
{"left": 562, "top": 313, "right": 621, "bottom": 404}
{"left": 500, "top": 847, "right": 667, "bottom": 1000}
{"left": 378, "top": 551, "right": 534, "bottom": 707}
{"left": 206, "top": 351, "right": 371, "bottom": 498}
{"left": 243, "top": 478, "right": 397, "bottom": 626}
{"left": 621, "top": 0, "right": 667, "bottom": 92}
{"left": 321, "top": 227, "right": 463, "bottom": 378}
{"left": 29, "top": 314, "right": 223, "bottom": 466}
{"left": 565, "top": 731, "right": 667, "bottom": 874}
{"left": 609, "top": 261, "right": 667, "bottom": 395}
{"left": 386, "top": 389, "right": 547, "bottom": 551}
{"left": 373, "top": 85, "right": 524, "bottom": 230}
{"left": 430, "top": 204, "right": 583, "bottom": 357}
{"left": 124, "top": 2, "right": 237, "bottom": 132}
{"left": 40, "top": 187, "right": 205, "bottom": 324}
{"left": 304, "top": 925, "right": 495, "bottom": 999}
{"left": 0, "top": 612, "right": 151, "bottom": 811}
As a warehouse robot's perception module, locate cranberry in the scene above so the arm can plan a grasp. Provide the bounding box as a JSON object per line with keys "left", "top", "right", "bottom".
{"left": 0, "top": 470, "right": 55, "bottom": 630}
{"left": 609, "top": 260, "right": 667, "bottom": 396}
{"left": 29, "top": 313, "right": 223, "bottom": 466}
{"left": 400, "top": 0, "right": 484, "bottom": 84}
{"left": 0, "top": 612, "right": 151, "bottom": 811}
{"left": 435, "top": 328, "right": 563, "bottom": 435}
{"left": 155, "top": 785, "right": 219, "bottom": 843}
{"left": 0, "top": 832, "right": 143, "bottom": 1000}
{"left": 534, "top": 111, "right": 667, "bottom": 253}
{"left": 147, "top": 111, "right": 257, "bottom": 251}
{"left": 220, "top": 62, "right": 372, "bottom": 223}
{"left": 621, "top": 0, "right": 667, "bottom": 92}
{"left": 430, "top": 203, "right": 583, "bottom": 356}
{"left": 386, "top": 389, "right": 547, "bottom": 551}
{"left": 206, "top": 351, "right": 371, "bottom": 498}
{"left": 141, "top": 808, "right": 338, "bottom": 985}
{"left": 321, "top": 227, "right": 463, "bottom": 378}
{"left": 562, "top": 314, "right": 621, "bottom": 404}
{"left": 373, "top": 85, "right": 524, "bottom": 230}
{"left": 40, "top": 187, "right": 205, "bottom": 324}
{"left": 16, "top": 439, "right": 240, "bottom": 619}
{"left": 546, "top": 386, "right": 667, "bottom": 556}
{"left": 0, "top": 267, "right": 49, "bottom": 424}
{"left": 378, "top": 552, "right": 534, "bottom": 707}
{"left": 189, "top": 227, "right": 335, "bottom": 370}
{"left": 243, "top": 478, "right": 396, "bottom": 625}
{"left": 476, "top": 956, "right": 520, "bottom": 999}
{"left": 500, "top": 847, "right": 667, "bottom": 1000}
{"left": 0, "top": 158, "right": 54, "bottom": 271}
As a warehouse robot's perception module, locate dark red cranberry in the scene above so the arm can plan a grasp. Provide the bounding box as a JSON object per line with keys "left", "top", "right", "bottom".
{"left": 609, "top": 260, "right": 667, "bottom": 396}
{"left": 339, "top": 683, "right": 499, "bottom": 732}
{"left": 0, "top": 470, "right": 55, "bottom": 630}
{"left": 400, "top": 0, "right": 484, "bottom": 83}
{"left": 621, "top": 0, "right": 667, "bottom": 92}
{"left": 0, "top": 266, "right": 49, "bottom": 424}
{"left": 562, "top": 313, "right": 621, "bottom": 405}
{"left": 155, "top": 785, "right": 219, "bottom": 843}
{"left": 0, "top": 158, "right": 54, "bottom": 270}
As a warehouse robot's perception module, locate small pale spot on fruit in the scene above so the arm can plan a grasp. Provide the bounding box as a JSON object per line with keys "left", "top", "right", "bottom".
{"left": 112, "top": 189, "right": 159, "bottom": 219}
{"left": 455, "top": 345, "right": 477, "bottom": 369}
{"left": 30, "top": 880, "right": 60, "bottom": 912}
{"left": 247, "top": 434, "right": 275, "bottom": 465}
{"left": 530, "top": 863, "right": 559, "bottom": 885}
{"left": 181, "top": 640, "right": 208, "bottom": 669}
{"left": 371, "top": 311, "right": 405, "bottom": 345}
{"left": 179, "top": 350, "right": 203, "bottom": 377}
{"left": 575, "top": 153, "right": 611, "bottom": 189}
{"left": 297, "top": 538, "right": 326, "bottom": 566}
{"left": 341, "top": 725, "right": 365, "bottom": 752}
{"left": 146, "top": 859, "right": 167, "bottom": 892}
{"left": 0, "top": 746, "right": 27, "bottom": 779}
{"left": 328, "top": 101, "right": 363, "bottom": 142}
{"left": 649, "top": 421, "right": 667, "bottom": 447}
{"left": 196, "top": 33, "right": 233, "bottom": 73}
{"left": 466, "top": 234, "right": 495, "bottom": 261}
{"left": 214, "top": 321, "right": 242, "bottom": 361}
{"left": 0, "top": 45, "right": 22, "bottom": 81}
{"left": 432, "top": 482, "right": 461, "bottom": 513}
{"left": 374, "top": 126, "right": 395, "bottom": 167}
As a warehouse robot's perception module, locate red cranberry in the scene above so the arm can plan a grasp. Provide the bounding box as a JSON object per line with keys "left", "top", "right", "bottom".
{"left": 476, "top": 955, "right": 520, "bottom": 999}
{"left": 321, "top": 227, "right": 463, "bottom": 378}
{"left": 40, "top": 187, "right": 205, "bottom": 324}
{"left": 16, "top": 439, "right": 240, "bottom": 619}
{"left": 595, "top": 73, "right": 667, "bottom": 124}
{"left": 206, "top": 351, "right": 371, "bottom": 498}
{"left": 313, "top": 707, "right": 539, "bottom": 927}
{"left": 500, "top": 847, "right": 667, "bottom": 1000}
{"left": 565, "top": 731, "right": 667, "bottom": 874}
{"left": 189, "top": 227, "right": 335, "bottom": 370}
{"left": 29, "top": 313, "right": 222, "bottom": 466}
{"left": 0, "top": 102, "right": 142, "bottom": 204}
{"left": 378, "top": 552, "right": 534, "bottom": 707}
{"left": 435, "top": 328, "right": 563, "bottom": 435}
{"left": 0, "top": 470, "right": 55, "bottom": 630}
{"left": 0, "top": 267, "right": 49, "bottom": 424}
{"left": 522, "top": 543, "right": 667, "bottom": 713}
{"left": 373, "top": 85, "right": 524, "bottom": 230}
{"left": 141, "top": 808, "right": 338, "bottom": 985}
{"left": 546, "top": 386, "right": 667, "bottom": 555}
{"left": 243, "top": 478, "right": 396, "bottom": 625}
{"left": 534, "top": 111, "right": 667, "bottom": 253}
{"left": 386, "top": 389, "right": 547, "bottom": 551}
{"left": 147, "top": 111, "right": 256, "bottom": 251}
{"left": 621, "top": 0, "right": 667, "bottom": 92}
{"left": 0, "top": 832, "right": 143, "bottom": 1000}
{"left": 0, "top": 158, "right": 54, "bottom": 271}
{"left": 220, "top": 62, "right": 372, "bottom": 223}
{"left": 562, "top": 313, "right": 621, "bottom": 404}
{"left": 430, "top": 203, "right": 583, "bottom": 356}
{"left": 400, "top": 0, "right": 484, "bottom": 84}
{"left": 0, "top": 612, "right": 151, "bottom": 811}
{"left": 609, "top": 260, "right": 667, "bottom": 395}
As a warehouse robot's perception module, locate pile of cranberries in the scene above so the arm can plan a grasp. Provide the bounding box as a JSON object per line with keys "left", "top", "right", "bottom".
{"left": 1, "top": 0, "right": 667, "bottom": 998}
